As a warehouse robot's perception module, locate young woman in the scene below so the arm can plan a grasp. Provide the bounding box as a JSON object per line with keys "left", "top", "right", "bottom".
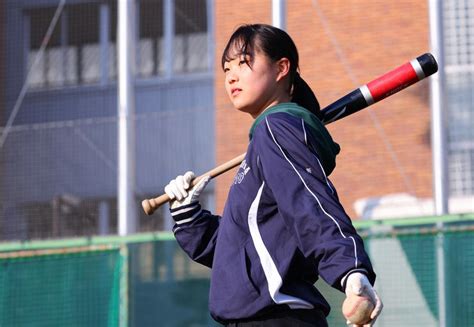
{"left": 164, "top": 24, "right": 383, "bottom": 327}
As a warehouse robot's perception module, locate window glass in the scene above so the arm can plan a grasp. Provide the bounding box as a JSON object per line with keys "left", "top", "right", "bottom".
{"left": 109, "top": 2, "right": 117, "bottom": 80}
{"left": 27, "top": 4, "right": 100, "bottom": 89}
{"left": 139, "top": 0, "right": 164, "bottom": 77}
{"left": 174, "top": 0, "right": 208, "bottom": 73}
{"left": 27, "top": 7, "right": 61, "bottom": 89}
{"left": 68, "top": 4, "right": 100, "bottom": 84}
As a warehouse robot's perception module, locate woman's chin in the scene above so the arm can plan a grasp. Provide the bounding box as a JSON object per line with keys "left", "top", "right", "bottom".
{"left": 233, "top": 104, "right": 251, "bottom": 114}
{"left": 232, "top": 104, "right": 263, "bottom": 118}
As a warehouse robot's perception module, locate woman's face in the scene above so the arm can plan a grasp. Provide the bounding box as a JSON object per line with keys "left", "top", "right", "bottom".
{"left": 223, "top": 48, "right": 286, "bottom": 118}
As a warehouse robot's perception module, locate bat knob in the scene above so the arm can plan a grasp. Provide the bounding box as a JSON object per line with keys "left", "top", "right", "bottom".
{"left": 417, "top": 53, "right": 438, "bottom": 76}
{"left": 141, "top": 194, "right": 170, "bottom": 215}
{"left": 142, "top": 199, "right": 155, "bottom": 216}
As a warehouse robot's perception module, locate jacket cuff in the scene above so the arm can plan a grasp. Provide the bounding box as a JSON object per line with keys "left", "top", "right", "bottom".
{"left": 340, "top": 268, "right": 369, "bottom": 291}
{"left": 170, "top": 201, "right": 202, "bottom": 225}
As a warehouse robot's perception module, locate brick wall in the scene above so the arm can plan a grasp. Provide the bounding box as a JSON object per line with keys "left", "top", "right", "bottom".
{"left": 214, "top": 0, "right": 432, "bottom": 218}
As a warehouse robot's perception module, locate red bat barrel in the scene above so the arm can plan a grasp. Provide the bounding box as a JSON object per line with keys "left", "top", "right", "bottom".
{"left": 320, "top": 53, "right": 438, "bottom": 124}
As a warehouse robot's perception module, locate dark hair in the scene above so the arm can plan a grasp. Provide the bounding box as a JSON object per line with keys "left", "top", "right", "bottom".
{"left": 221, "top": 24, "right": 321, "bottom": 118}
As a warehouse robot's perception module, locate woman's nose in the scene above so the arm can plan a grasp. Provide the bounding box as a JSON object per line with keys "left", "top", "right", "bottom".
{"left": 227, "top": 70, "right": 238, "bottom": 83}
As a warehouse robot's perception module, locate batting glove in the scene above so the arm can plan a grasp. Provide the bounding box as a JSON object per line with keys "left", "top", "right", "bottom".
{"left": 164, "top": 171, "right": 210, "bottom": 210}
{"left": 345, "top": 272, "right": 383, "bottom": 327}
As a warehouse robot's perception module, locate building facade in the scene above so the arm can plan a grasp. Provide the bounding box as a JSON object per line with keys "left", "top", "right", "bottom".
{"left": 0, "top": 0, "right": 472, "bottom": 241}
{"left": 1, "top": 0, "right": 215, "bottom": 239}
{"left": 214, "top": 0, "right": 474, "bottom": 218}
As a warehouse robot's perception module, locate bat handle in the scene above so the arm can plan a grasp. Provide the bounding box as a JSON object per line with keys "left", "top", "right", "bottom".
{"left": 142, "top": 153, "right": 247, "bottom": 215}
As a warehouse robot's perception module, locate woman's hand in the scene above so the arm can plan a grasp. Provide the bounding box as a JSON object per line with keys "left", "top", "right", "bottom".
{"left": 164, "top": 171, "right": 210, "bottom": 210}
{"left": 344, "top": 272, "right": 383, "bottom": 326}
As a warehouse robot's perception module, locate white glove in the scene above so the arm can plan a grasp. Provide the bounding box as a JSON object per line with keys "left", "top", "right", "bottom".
{"left": 164, "top": 171, "right": 210, "bottom": 210}
{"left": 345, "top": 272, "right": 383, "bottom": 327}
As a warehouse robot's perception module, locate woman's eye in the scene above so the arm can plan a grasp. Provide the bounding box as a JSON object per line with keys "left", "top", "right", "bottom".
{"left": 239, "top": 60, "right": 247, "bottom": 65}
{"left": 223, "top": 67, "right": 230, "bottom": 73}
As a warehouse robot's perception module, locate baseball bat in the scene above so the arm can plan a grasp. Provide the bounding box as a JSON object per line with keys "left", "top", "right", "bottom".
{"left": 142, "top": 53, "right": 438, "bottom": 215}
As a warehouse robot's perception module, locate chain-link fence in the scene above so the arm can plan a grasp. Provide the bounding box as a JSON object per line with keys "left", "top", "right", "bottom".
{"left": 1, "top": 0, "right": 214, "bottom": 241}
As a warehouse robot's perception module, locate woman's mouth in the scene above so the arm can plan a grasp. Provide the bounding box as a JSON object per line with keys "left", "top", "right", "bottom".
{"left": 231, "top": 88, "right": 242, "bottom": 96}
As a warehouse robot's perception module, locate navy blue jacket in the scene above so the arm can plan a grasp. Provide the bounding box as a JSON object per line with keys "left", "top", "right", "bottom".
{"left": 171, "top": 102, "right": 376, "bottom": 323}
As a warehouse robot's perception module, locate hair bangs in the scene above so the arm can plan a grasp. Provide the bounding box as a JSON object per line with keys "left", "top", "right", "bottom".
{"left": 221, "top": 25, "right": 258, "bottom": 69}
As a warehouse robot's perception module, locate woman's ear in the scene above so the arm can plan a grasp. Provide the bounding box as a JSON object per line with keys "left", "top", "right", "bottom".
{"left": 275, "top": 58, "right": 291, "bottom": 82}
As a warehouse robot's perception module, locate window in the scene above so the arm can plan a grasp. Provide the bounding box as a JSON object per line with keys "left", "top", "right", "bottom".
{"left": 174, "top": 0, "right": 208, "bottom": 73}
{"left": 138, "top": 0, "right": 165, "bottom": 77}
{"left": 27, "top": 7, "right": 62, "bottom": 88}
{"left": 68, "top": 4, "right": 100, "bottom": 84}
{"left": 23, "top": 196, "right": 118, "bottom": 239}
{"left": 135, "top": 0, "right": 209, "bottom": 77}
{"left": 26, "top": 4, "right": 100, "bottom": 89}
{"left": 26, "top": 0, "right": 210, "bottom": 90}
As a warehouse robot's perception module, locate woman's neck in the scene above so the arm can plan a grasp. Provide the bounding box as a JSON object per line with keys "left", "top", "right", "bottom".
{"left": 251, "top": 94, "right": 291, "bottom": 119}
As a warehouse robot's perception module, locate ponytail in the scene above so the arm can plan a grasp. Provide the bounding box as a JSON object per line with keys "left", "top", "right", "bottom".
{"left": 291, "top": 73, "right": 322, "bottom": 119}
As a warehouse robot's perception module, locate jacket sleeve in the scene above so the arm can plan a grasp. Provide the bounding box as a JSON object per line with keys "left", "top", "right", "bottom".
{"left": 253, "top": 114, "right": 376, "bottom": 291}
{"left": 170, "top": 201, "right": 220, "bottom": 268}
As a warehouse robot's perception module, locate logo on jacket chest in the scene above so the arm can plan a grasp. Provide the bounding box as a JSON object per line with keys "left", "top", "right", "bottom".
{"left": 233, "top": 159, "right": 251, "bottom": 185}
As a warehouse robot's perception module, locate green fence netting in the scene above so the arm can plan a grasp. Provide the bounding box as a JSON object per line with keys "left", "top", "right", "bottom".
{"left": 444, "top": 231, "right": 474, "bottom": 327}
{"left": 128, "top": 240, "right": 216, "bottom": 327}
{"left": 0, "top": 216, "right": 473, "bottom": 327}
{"left": 0, "top": 247, "right": 123, "bottom": 327}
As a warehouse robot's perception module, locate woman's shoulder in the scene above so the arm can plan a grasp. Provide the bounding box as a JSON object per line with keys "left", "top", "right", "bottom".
{"left": 249, "top": 102, "right": 315, "bottom": 139}
{"left": 251, "top": 103, "right": 341, "bottom": 176}
{"left": 251, "top": 110, "right": 301, "bottom": 140}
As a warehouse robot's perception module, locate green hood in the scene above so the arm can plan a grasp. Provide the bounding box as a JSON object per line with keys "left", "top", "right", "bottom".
{"left": 249, "top": 102, "right": 340, "bottom": 176}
